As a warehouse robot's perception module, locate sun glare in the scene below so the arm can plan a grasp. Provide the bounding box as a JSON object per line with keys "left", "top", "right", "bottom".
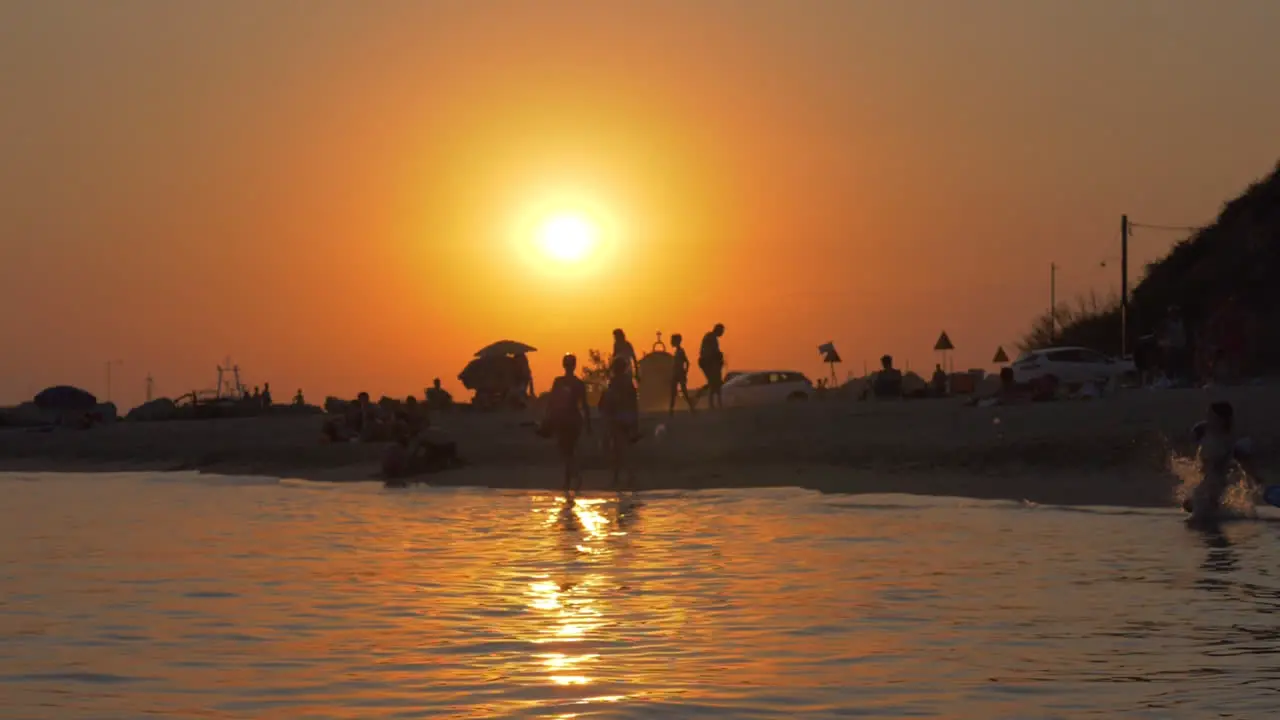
{"left": 538, "top": 214, "right": 597, "bottom": 263}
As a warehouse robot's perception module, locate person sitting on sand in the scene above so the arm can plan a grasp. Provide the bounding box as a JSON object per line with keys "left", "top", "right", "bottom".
{"left": 541, "top": 353, "right": 592, "bottom": 497}
{"left": 397, "top": 396, "right": 430, "bottom": 438}
{"left": 599, "top": 356, "right": 641, "bottom": 491}
{"left": 426, "top": 378, "right": 453, "bottom": 411}
{"left": 352, "top": 392, "right": 393, "bottom": 442}
{"left": 873, "top": 355, "right": 903, "bottom": 399}
{"left": 669, "top": 333, "right": 696, "bottom": 416}
{"left": 382, "top": 424, "right": 461, "bottom": 483}
{"left": 1183, "top": 401, "right": 1266, "bottom": 527}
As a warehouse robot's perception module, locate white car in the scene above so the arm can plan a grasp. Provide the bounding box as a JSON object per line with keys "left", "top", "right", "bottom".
{"left": 720, "top": 370, "right": 814, "bottom": 407}
{"left": 1011, "top": 347, "right": 1136, "bottom": 387}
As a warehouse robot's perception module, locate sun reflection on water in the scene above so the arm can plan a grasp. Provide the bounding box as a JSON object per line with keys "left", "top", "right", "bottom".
{"left": 522, "top": 495, "right": 628, "bottom": 700}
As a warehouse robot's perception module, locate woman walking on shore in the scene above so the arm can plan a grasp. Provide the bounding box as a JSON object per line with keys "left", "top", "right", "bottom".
{"left": 599, "top": 356, "right": 640, "bottom": 492}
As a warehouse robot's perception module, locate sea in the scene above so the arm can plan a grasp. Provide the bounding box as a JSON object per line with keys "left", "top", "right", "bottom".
{"left": 3, "top": 472, "right": 1280, "bottom": 719}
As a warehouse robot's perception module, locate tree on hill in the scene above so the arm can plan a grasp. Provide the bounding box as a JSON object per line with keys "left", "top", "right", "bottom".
{"left": 1021, "top": 160, "right": 1280, "bottom": 370}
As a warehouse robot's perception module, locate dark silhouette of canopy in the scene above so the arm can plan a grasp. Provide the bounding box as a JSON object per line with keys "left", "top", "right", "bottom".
{"left": 475, "top": 340, "right": 537, "bottom": 358}
{"left": 34, "top": 385, "right": 97, "bottom": 410}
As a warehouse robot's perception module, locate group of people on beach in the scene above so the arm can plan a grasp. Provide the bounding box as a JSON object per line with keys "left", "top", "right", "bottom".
{"left": 1135, "top": 299, "right": 1251, "bottom": 388}
{"left": 538, "top": 323, "right": 728, "bottom": 498}
{"left": 318, "top": 383, "right": 460, "bottom": 483}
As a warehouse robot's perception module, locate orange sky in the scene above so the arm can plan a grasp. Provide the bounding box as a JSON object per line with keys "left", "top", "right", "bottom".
{"left": 2, "top": 0, "right": 1279, "bottom": 409}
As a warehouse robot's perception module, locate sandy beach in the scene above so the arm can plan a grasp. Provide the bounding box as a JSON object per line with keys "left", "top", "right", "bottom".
{"left": 1, "top": 384, "right": 1274, "bottom": 507}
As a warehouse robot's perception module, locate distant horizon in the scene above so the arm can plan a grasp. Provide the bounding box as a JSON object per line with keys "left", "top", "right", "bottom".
{"left": 4, "top": 0, "right": 1279, "bottom": 411}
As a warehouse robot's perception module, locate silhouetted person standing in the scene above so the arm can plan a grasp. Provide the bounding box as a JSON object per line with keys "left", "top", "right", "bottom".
{"left": 669, "top": 333, "right": 695, "bottom": 416}
{"left": 699, "top": 323, "right": 726, "bottom": 409}
{"left": 261, "top": 383, "right": 272, "bottom": 408}
{"left": 513, "top": 352, "right": 534, "bottom": 399}
{"left": 930, "top": 364, "right": 947, "bottom": 396}
{"left": 873, "top": 355, "right": 903, "bottom": 399}
{"left": 426, "top": 378, "right": 453, "bottom": 411}
{"left": 611, "top": 329, "right": 639, "bottom": 381}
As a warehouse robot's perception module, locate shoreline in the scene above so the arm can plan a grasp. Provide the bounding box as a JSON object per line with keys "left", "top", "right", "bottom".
{"left": 0, "top": 457, "right": 1186, "bottom": 508}
{"left": 1, "top": 384, "right": 1273, "bottom": 508}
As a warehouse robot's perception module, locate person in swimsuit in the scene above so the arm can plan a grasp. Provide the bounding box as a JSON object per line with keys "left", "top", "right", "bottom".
{"left": 543, "top": 354, "right": 592, "bottom": 497}
{"left": 1184, "top": 401, "right": 1266, "bottom": 527}
{"left": 669, "top": 333, "right": 696, "bottom": 416}
{"left": 599, "top": 356, "right": 640, "bottom": 491}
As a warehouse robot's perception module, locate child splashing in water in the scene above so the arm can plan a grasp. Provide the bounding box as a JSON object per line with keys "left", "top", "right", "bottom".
{"left": 1183, "top": 401, "right": 1266, "bottom": 527}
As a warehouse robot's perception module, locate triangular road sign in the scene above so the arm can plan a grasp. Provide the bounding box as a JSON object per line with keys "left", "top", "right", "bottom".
{"left": 934, "top": 331, "right": 954, "bottom": 352}
{"left": 993, "top": 346, "right": 1009, "bottom": 364}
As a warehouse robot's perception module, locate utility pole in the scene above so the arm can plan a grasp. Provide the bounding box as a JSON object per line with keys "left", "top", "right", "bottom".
{"left": 1120, "top": 214, "right": 1129, "bottom": 356}
{"left": 105, "top": 360, "right": 124, "bottom": 404}
{"left": 145, "top": 374, "right": 154, "bottom": 403}
{"left": 1050, "top": 262, "right": 1057, "bottom": 342}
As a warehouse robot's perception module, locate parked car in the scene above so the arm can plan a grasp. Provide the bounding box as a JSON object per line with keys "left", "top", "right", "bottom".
{"left": 720, "top": 370, "right": 814, "bottom": 407}
{"left": 1011, "top": 347, "right": 1136, "bottom": 387}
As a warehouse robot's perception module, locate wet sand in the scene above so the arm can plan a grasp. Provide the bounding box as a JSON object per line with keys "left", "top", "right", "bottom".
{"left": 1, "top": 384, "right": 1274, "bottom": 507}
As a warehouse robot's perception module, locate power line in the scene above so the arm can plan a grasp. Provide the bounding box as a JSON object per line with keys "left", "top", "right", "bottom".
{"left": 1127, "top": 222, "right": 1203, "bottom": 233}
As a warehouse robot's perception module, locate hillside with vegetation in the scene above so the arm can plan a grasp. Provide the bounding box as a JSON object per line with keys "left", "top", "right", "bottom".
{"left": 1021, "top": 160, "right": 1280, "bottom": 369}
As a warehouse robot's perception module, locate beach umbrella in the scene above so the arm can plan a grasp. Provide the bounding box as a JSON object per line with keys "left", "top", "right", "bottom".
{"left": 33, "top": 385, "right": 98, "bottom": 410}
{"left": 475, "top": 340, "right": 537, "bottom": 358}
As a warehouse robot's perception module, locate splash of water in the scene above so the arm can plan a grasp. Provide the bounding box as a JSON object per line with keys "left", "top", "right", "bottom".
{"left": 1168, "top": 450, "right": 1257, "bottom": 518}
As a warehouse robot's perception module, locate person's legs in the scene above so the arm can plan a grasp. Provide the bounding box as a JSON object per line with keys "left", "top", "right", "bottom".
{"left": 557, "top": 425, "right": 580, "bottom": 496}
{"left": 624, "top": 422, "right": 638, "bottom": 491}
{"left": 609, "top": 424, "right": 624, "bottom": 489}
{"left": 680, "top": 378, "right": 695, "bottom": 412}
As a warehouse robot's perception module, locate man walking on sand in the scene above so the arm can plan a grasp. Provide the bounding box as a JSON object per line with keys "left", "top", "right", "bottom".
{"left": 699, "top": 323, "right": 726, "bottom": 409}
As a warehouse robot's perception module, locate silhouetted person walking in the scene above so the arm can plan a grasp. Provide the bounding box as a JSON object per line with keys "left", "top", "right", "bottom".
{"left": 669, "top": 333, "right": 695, "bottom": 416}
{"left": 699, "top": 323, "right": 726, "bottom": 409}
{"left": 543, "top": 354, "right": 592, "bottom": 498}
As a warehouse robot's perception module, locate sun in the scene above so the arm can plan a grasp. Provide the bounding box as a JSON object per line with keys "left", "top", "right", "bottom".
{"left": 537, "top": 214, "right": 597, "bottom": 263}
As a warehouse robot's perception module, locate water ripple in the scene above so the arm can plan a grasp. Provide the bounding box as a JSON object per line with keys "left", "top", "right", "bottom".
{"left": 3, "top": 473, "right": 1280, "bottom": 718}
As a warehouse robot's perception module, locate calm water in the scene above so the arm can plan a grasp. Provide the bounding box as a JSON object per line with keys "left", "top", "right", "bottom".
{"left": 3, "top": 473, "right": 1280, "bottom": 719}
